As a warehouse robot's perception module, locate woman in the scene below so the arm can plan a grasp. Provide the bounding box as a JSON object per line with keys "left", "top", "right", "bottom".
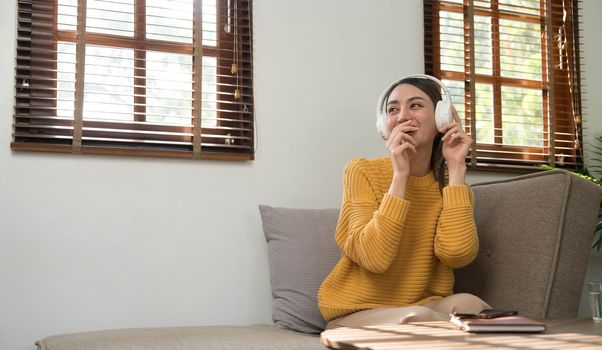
{"left": 317, "top": 75, "right": 490, "bottom": 329}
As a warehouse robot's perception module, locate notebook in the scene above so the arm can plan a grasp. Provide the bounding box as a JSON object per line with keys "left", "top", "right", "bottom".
{"left": 450, "top": 315, "right": 546, "bottom": 333}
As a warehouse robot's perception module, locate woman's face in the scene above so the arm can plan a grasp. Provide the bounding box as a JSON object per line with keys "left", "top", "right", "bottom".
{"left": 385, "top": 83, "right": 438, "bottom": 148}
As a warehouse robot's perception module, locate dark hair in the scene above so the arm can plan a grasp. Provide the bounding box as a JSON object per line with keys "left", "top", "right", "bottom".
{"left": 386, "top": 77, "right": 446, "bottom": 190}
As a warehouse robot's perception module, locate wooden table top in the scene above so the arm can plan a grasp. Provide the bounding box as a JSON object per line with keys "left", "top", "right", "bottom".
{"left": 321, "top": 318, "right": 602, "bottom": 350}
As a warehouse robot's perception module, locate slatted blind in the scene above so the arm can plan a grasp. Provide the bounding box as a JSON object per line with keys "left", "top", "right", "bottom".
{"left": 13, "top": 0, "right": 254, "bottom": 160}
{"left": 424, "top": 0, "right": 583, "bottom": 171}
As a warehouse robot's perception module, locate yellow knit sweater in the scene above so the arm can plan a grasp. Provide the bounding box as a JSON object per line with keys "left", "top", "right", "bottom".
{"left": 317, "top": 157, "right": 479, "bottom": 322}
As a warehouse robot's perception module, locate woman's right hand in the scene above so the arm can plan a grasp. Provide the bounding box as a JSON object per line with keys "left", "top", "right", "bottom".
{"left": 386, "top": 120, "right": 418, "bottom": 177}
{"left": 386, "top": 121, "right": 417, "bottom": 198}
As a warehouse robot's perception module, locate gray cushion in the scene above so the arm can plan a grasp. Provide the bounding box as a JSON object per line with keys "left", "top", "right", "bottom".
{"left": 455, "top": 169, "right": 601, "bottom": 319}
{"left": 259, "top": 205, "right": 340, "bottom": 334}
{"left": 36, "top": 324, "right": 322, "bottom": 350}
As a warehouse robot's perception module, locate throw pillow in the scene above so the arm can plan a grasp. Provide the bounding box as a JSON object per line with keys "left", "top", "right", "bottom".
{"left": 259, "top": 205, "right": 340, "bottom": 334}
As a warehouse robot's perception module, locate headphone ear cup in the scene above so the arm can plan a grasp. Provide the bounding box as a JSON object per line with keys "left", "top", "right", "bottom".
{"left": 376, "top": 111, "right": 389, "bottom": 140}
{"left": 376, "top": 91, "right": 389, "bottom": 140}
{"left": 435, "top": 100, "right": 452, "bottom": 129}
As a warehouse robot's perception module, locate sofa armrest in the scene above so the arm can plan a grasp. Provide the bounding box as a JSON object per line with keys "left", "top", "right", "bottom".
{"left": 36, "top": 325, "right": 322, "bottom": 350}
{"left": 455, "top": 169, "right": 602, "bottom": 319}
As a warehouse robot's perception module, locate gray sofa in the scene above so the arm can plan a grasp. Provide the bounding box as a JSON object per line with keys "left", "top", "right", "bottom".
{"left": 36, "top": 170, "right": 601, "bottom": 350}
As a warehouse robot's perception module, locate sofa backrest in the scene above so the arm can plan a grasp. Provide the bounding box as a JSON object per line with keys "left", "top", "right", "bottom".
{"left": 260, "top": 170, "right": 602, "bottom": 333}
{"left": 455, "top": 169, "right": 602, "bottom": 319}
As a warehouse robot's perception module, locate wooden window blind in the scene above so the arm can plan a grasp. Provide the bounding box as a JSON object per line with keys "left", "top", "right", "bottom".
{"left": 424, "top": 0, "right": 583, "bottom": 171}
{"left": 12, "top": 0, "right": 254, "bottom": 160}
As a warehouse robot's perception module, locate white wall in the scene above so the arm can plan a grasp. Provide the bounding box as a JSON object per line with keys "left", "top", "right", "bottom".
{"left": 577, "top": 0, "right": 602, "bottom": 318}
{"left": 0, "top": 1, "right": 600, "bottom": 350}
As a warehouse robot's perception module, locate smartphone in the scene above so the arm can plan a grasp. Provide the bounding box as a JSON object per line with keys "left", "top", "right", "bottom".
{"left": 452, "top": 309, "right": 518, "bottom": 319}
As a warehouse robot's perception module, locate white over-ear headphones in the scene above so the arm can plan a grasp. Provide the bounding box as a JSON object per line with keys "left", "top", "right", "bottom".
{"left": 376, "top": 74, "right": 454, "bottom": 140}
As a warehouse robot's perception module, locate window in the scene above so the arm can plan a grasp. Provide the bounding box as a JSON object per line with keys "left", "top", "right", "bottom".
{"left": 424, "top": 0, "right": 582, "bottom": 171}
{"left": 13, "top": 0, "right": 254, "bottom": 160}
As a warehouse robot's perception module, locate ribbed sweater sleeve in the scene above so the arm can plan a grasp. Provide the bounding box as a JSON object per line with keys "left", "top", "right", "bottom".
{"left": 334, "top": 159, "right": 409, "bottom": 273}
{"left": 434, "top": 184, "right": 479, "bottom": 268}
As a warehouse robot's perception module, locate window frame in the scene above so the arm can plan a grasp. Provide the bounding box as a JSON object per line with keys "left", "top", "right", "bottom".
{"left": 12, "top": 0, "right": 255, "bottom": 161}
{"left": 424, "top": 0, "right": 583, "bottom": 172}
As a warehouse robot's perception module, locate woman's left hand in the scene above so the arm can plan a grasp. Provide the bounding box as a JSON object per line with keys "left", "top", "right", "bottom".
{"left": 439, "top": 106, "right": 472, "bottom": 165}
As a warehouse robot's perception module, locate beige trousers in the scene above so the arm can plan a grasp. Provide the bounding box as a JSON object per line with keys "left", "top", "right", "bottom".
{"left": 325, "top": 293, "right": 491, "bottom": 330}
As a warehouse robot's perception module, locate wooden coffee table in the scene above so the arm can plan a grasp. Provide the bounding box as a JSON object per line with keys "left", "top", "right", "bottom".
{"left": 321, "top": 319, "right": 602, "bottom": 350}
